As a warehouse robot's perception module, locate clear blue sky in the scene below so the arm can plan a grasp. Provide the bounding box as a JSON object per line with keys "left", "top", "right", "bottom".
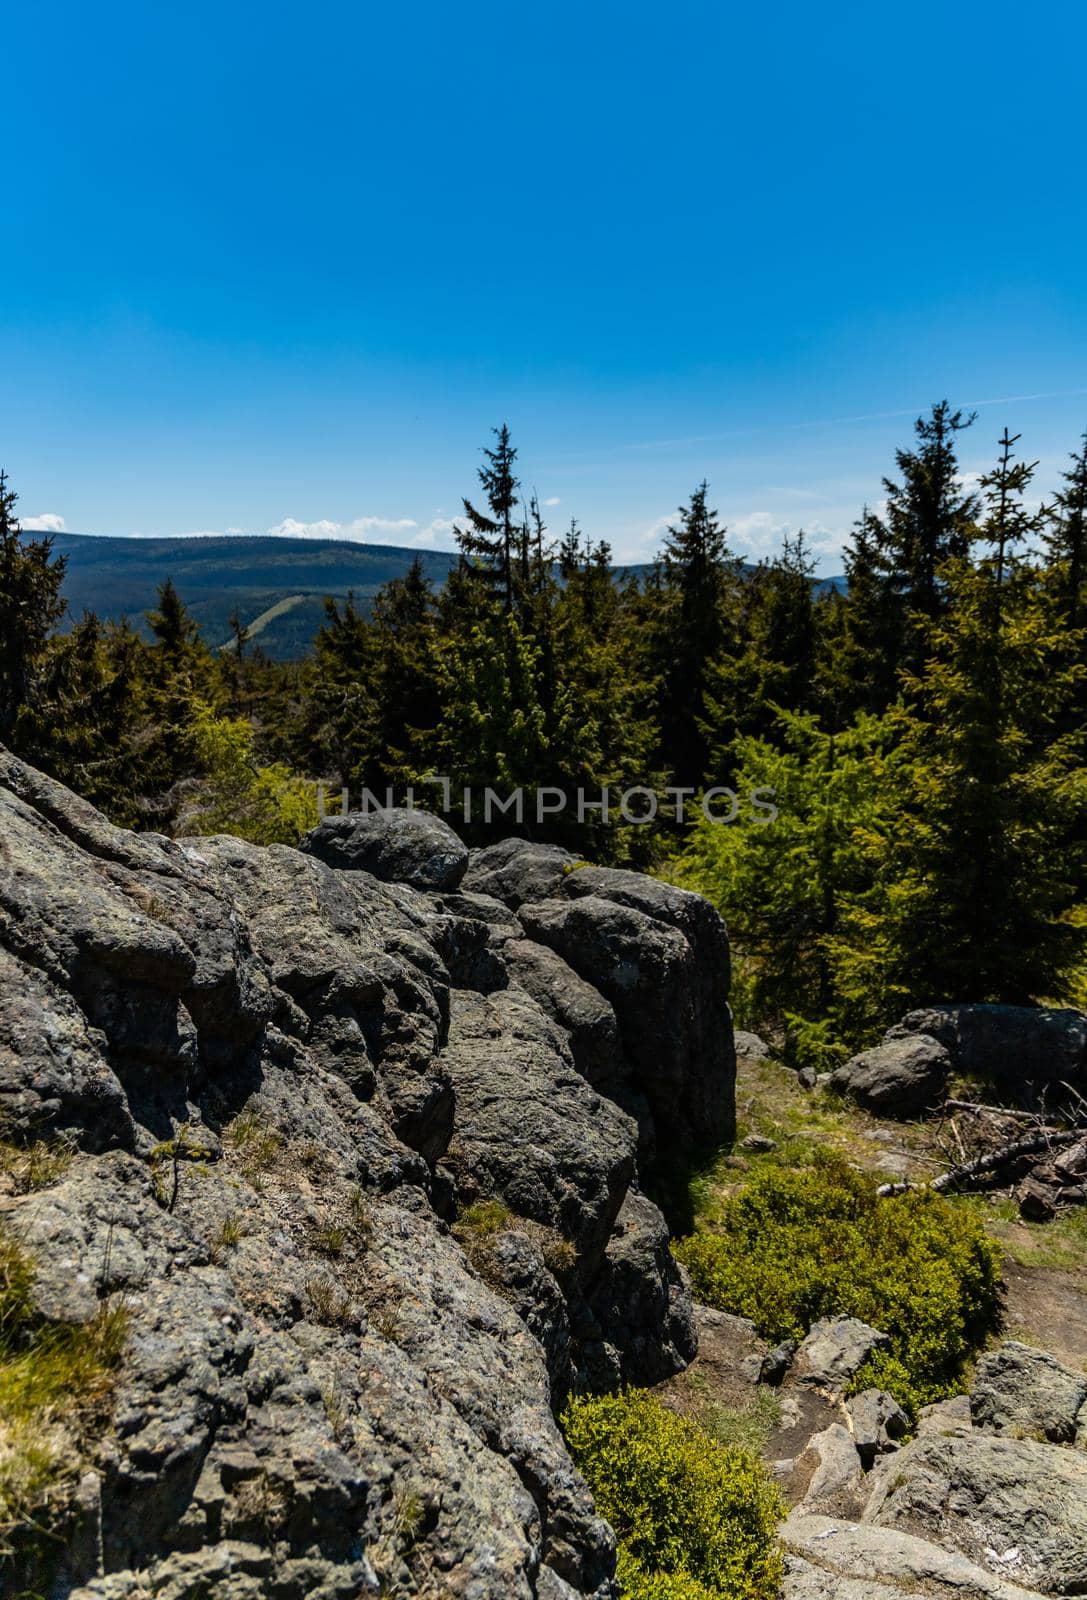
{"left": 4, "top": 0, "right": 1086, "bottom": 571}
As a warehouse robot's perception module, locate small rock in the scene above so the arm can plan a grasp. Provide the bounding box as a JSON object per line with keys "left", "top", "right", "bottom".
{"left": 793, "top": 1317, "right": 889, "bottom": 1391}
{"left": 740, "top": 1132, "right": 777, "bottom": 1153}
{"left": 1016, "top": 1175, "right": 1059, "bottom": 1221}
{"left": 734, "top": 1030, "right": 772, "bottom": 1061}
{"left": 761, "top": 1338, "right": 797, "bottom": 1385}
{"left": 846, "top": 1388, "right": 909, "bottom": 1467}
{"left": 797, "top": 1066, "right": 818, "bottom": 1089}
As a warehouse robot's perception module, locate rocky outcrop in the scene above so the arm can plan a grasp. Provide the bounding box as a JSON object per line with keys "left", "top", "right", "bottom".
{"left": 299, "top": 807, "right": 469, "bottom": 891}
{"left": 774, "top": 1337, "right": 1087, "bottom": 1599}
{"left": 782, "top": 1513, "right": 1053, "bottom": 1600}
{"left": 0, "top": 761, "right": 735, "bottom": 1597}
{"left": 886, "top": 1004, "right": 1087, "bottom": 1098}
{"left": 863, "top": 1432, "right": 1087, "bottom": 1594}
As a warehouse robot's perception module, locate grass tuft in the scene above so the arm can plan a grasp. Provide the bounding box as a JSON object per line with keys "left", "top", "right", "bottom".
{"left": 0, "top": 1227, "right": 127, "bottom": 1566}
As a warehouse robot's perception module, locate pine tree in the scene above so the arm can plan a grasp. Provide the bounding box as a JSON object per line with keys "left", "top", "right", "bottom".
{"left": 878, "top": 400, "right": 979, "bottom": 669}
{"left": 1045, "top": 432, "right": 1087, "bottom": 628}
{"left": 368, "top": 558, "right": 443, "bottom": 782}
{"left": 834, "top": 506, "right": 904, "bottom": 715}
{"left": 831, "top": 555, "right": 1087, "bottom": 1021}
{"left": 655, "top": 481, "right": 737, "bottom": 788}
{"left": 306, "top": 592, "right": 380, "bottom": 790}
{"left": 0, "top": 469, "right": 68, "bottom": 745}
{"left": 977, "top": 428, "right": 1042, "bottom": 586}
{"left": 16, "top": 614, "right": 148, "bottom": 823}
{"left": 455, "top": 425, "right": 520, "bottom": 614}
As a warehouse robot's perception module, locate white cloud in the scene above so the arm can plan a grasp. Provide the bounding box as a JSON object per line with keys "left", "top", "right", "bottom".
{"left": 543, "top": 496, "right": 561, "bottom": 507}
{"left": 266, "top": 515, "right": 420, "bottom": 541}
{"left": 613, "top": 509, "right": 848, "bottom": 571}
{"left": 22, "top": 512, "right": 66, "bottom": 532}
{"left": 406, "top": 517, "right": 459, "bottom": 548}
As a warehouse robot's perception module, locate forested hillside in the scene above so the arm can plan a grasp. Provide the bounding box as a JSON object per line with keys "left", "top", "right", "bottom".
{"left": 49, "top": 533, "right": 463, "bottom": 658}
{"left": 3, "top": 402, "right": 1086, "bottom": 1061}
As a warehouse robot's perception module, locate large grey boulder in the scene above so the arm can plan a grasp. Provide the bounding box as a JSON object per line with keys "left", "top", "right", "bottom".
{"left": 782, "top": 1512, "right": 1051, "bottom": 1600}
{"left": 795, "top": 1424, "right": 866, "bottom": 1515}
{"left": 863, "top": 1433, "right": 1087, "bottom": 1595}
{"left": 829, "top": 1034, "right": 951, "bottom": 1117}
{"left": 300, "top": 807, "right": 469, "bottom": 891}
{"left": 970, "top": 1341, "right": 1087, "bottom": 1445}
{"left": 581, "top": 1189, "right": 697, "bottom": 1389}
{"left": 887, "top": 1004, "right": 1087, "bottom": 1095}
{"left": 437, "top": 988, "right": 637, "bottom": 1267}
{"left": 503, "top": 937, "right": 624, "bottom": 1093}
{"left": 0, "top": 750, "right": 729, "bottom": 1595}
{"left": 464, "top": 839, "right": 577, "bottom": 908}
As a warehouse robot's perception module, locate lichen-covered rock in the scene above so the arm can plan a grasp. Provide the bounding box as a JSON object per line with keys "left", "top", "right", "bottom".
{"left": 863, "top": 1433, "right": 1087, "bottom": 1595}
{"left": 791, "top": 1317, "right": 889, "bottom": 1391}
{"left": 846, "top": 1389, "right": 909, "bottom": 1466}
{"left": 0, "top": 760, "right": 735, "bottom": 1597}
{"left": 782, "top": 1512, "right": 1051, "bottom": 1600}
{"left": 519, "top": 884, "right": 733, "bottom": 1152}
{"left": 969, "top": 1342, "right": 1087, "bottom": 1445}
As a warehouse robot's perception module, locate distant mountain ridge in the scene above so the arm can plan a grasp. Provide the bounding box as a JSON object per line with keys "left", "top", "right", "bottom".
{"left": 46, "top": 531, "right": 846, "bottom": 661}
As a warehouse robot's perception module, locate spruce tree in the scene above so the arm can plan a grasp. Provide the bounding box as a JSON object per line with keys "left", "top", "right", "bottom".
{"left": 1045, "top": 431, "right": 1087, "bottom": 628}
{"left": 656, "top": 481, "right": 737, "bottom": 788}
{"left": 0, "top": 468, "right": 68, "bottom": 745}
{"left": 455, "top": 424, "right": 520, "bottom": 614}
{"left": 834, "top": 506, "right": 903, "bottom": 715}
{"left": 831, "top": 554, "right": 1087, "bottom": 1020}
{"left": 977, "top": 428, "right": 1042, "bottom": 586}
{"left": 878, "top": 400, "right": 979, "bottom": 669}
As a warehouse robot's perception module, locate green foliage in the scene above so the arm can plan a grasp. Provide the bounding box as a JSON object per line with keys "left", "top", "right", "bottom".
{"left": 181, "top": 701, "right": 318, "bottom": 843}
{"left": 453, "top": 1199, "right": 512, "bottom": 1240}
{"left": 674, "top": 1156, "right": 1002, "bottom": 1416}
{"left": 0, "top": 1132, "right": 75, "bottom": 1194}
{"left": 4, "top": 402, "right": 1087, "bottom": 1026}
{"left": 0, "top": 1226, "right": 127, "bottom": 1566}
{"left": 675, "top": 710, "right": 891, "bottom": 1039}
{"left": 0, "top": 470, "right": 68, "bottom": 747}
{"left": 562, "top": 1389, "right": 784, "bottom": 1600}
{"left": 827, "top": 548, "right": 1087, "bottom": 1021}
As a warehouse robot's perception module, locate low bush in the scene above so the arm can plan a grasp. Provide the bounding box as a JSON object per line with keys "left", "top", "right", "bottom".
{"left": 562, "top": 1389, "right": 784, "bottom": 1600}
{"left": 673, "top": 1154, "right": 1002, "bottom": 1415}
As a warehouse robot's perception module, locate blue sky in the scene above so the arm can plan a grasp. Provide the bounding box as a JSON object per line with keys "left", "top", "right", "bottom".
{"left": 4, "top": 1, "right": 1086, "bottom": 571}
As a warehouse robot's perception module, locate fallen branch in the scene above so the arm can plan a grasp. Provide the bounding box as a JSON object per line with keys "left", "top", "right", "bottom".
{"left": 876, "top": 1126, "right": 1082, "bottom": 1198}
{"left": 943, "top": 1099, "right": 1045, "bottom": 1123}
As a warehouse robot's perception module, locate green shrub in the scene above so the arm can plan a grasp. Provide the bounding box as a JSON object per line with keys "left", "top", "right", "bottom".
{"left": 562, "top": 1390, "right": 784, "bottom": 1600}
{"left": 673, "top": 1154, "right": 1002, "bottom": 1416}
